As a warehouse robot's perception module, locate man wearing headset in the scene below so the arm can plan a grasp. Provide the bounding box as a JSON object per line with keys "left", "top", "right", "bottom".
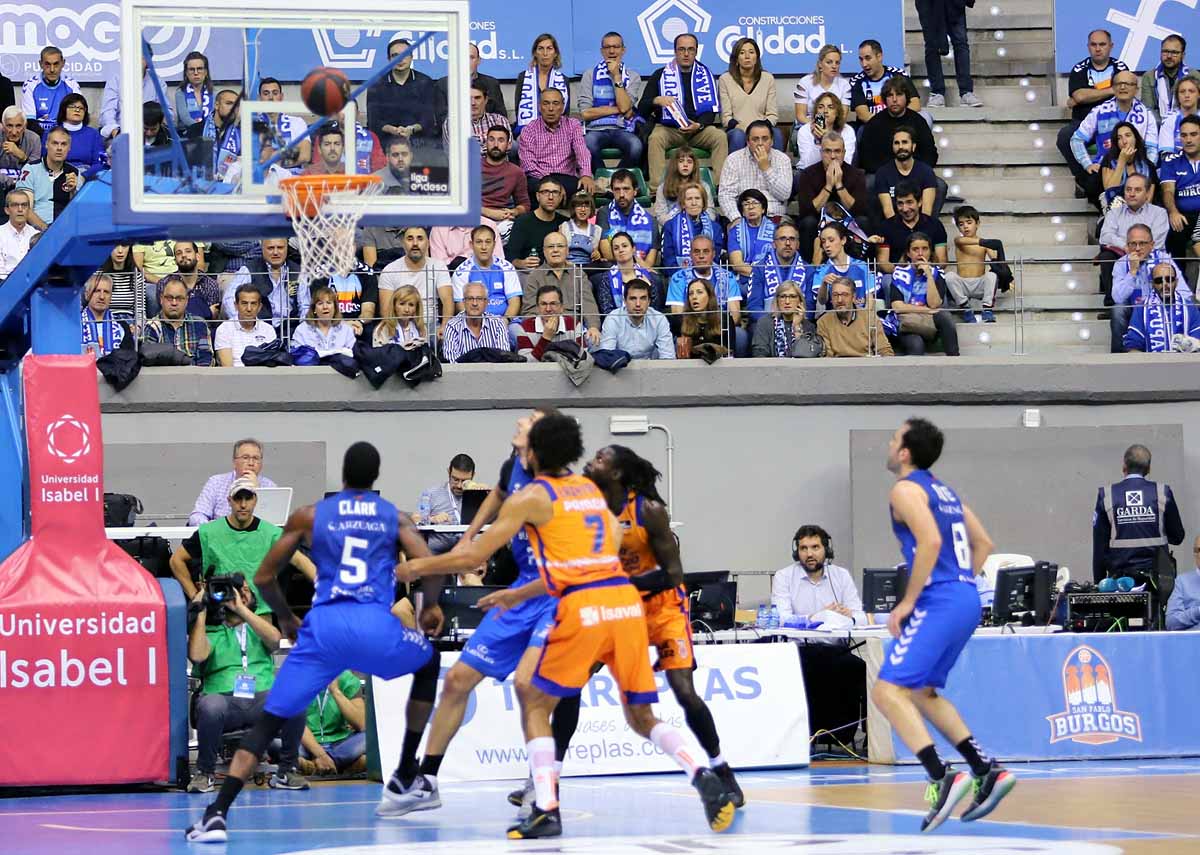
{"left": 771, "top": 525, "right": 867, "bottom": 746}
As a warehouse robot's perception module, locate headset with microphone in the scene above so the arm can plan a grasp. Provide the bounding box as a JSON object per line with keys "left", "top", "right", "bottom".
{"left": 792, "top": 524, "right": 844, "bottom": 606}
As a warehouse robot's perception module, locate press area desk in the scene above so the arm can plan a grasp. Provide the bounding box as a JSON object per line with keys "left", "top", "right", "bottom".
{"left": 104, "top": 524, "right": 472, "bottom": 541}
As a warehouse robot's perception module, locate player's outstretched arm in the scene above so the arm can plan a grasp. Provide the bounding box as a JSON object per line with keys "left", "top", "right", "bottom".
{"left": 397, "top": 513, "right": 445, "bottom": 634}
{"left": 961, "top": 504, "right": 994, "bottom": 576}
{"left": 403, "top": 488, "right": 545, "bottom": 579}
{"left": 479, "top": 577, "right": 547, "bottom": 613}
{"left": 255, "top": 505, "right": 315, "bottom": 634}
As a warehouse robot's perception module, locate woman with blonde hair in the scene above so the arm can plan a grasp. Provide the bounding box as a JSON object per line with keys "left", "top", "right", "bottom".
{"left": 795, "top": 92, "right": 856, "bottom": 168}
{"left": 751, "top": 280, "right": 809, "bottom": 357}
{"left": 513, "top": 33, "right": 569, "bottom": 136}
{"left": 292, "top": 285, "right": 357, "bottom": 353}
{"left": 653, "top": 145, "right": 718, "bottom": 225}
{"left": 373, "top": 285, "right": 428, "bottom": 347}
{"left": 793, "top": 44, "right": 851, "bottom": 125}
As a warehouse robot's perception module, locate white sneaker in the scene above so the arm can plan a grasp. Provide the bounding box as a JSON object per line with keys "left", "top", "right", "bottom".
{"left": 517, "top": 779, "right": 537, "bottom": 819}
{"left": 959, "top": 92, "right": 984, "bottom": 108}
{"left": 376, "top": 773, "right": 442, "bottom": 818}
{"left": 926, "top": 93, "right": 946, "bottom": 107}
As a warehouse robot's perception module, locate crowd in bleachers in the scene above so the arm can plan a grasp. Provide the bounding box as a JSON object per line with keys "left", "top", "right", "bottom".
{"left": 6, "top": 22, "right": 1200, "bottom": 365}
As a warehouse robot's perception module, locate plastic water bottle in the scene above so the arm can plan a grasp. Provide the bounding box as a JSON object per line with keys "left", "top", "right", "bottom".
{"left": 756, "top": 604, "right": 768, "bottom": 627}
{"left": 418, "top": 495, "right": 431, "bottom": 524}
{"left": 768, "top": 605, "right": 780, "bottom": 629}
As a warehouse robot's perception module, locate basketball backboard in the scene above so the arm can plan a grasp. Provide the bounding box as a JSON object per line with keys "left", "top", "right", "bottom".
{"left": 115, "top": 0, "right": 478, "bottom": 235}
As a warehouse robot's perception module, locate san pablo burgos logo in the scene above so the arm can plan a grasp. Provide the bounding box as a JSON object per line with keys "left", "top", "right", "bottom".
{"left": 46, "top": 413, "right": 91, "bottom": 465}
{"left": 312, "top": 28, "right": 385, "bottom": 70}
{"left": 1046, "top": 644, "right": 1142, "bottom": 745}
{"left": 638, "top": 0, "right": 712, "bottom": 63}
{"left": 1107, "top": 0, "right": 1198, "bottom": 72}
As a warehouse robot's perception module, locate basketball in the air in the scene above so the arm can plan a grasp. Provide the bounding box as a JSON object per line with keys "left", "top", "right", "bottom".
{"left": 301, "top": 67, "right": 351, "bottom": 116}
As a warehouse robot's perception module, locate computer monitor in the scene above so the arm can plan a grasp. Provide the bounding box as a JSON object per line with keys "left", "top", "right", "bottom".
{"left": 460, "top": 489, "right": 489, "bottom": 526}
{"left": 862, "top": 567, "right": 908, "bottom": 613}
{"left": 437, "top": 585, "right": 508, "bottom": 631}
{"left": 683, "top": 570, "right": 731, "bottom": 587}
{"left": 993, "top": 562, "right": 1057, "bottom": 625}
{"left": 253, "top": 487, "right": 292, "bottom": 526}
{"left": 688, "top": 580, "right": 737, "bottom": 630}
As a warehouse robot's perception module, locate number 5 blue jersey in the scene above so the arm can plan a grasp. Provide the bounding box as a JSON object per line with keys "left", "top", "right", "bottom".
{"left": 311, "top": 490, "right": 400, "bottom": 608}
{"left": 891, "top": 470, "right": 976, "bottom": 588}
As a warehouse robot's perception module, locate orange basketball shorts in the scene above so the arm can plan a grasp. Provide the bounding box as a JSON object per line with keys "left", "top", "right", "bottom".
{"left": 643, "top": 584, "right": 694, "bottom": 671}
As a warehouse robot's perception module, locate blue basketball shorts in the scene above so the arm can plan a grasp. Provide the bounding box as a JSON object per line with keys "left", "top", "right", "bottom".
{"left": 878, "top": 581, "right": 981, "bottom": 690}
{"left": 265, "top": 603, "right": 432, "bottom": 718}
{"left": 459, "top": 593, "right": 557, "bottom": 680}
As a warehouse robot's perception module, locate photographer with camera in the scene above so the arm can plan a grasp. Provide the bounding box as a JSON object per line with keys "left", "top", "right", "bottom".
{"left": 186, "top": 577, "right": 307, "bottom": 793}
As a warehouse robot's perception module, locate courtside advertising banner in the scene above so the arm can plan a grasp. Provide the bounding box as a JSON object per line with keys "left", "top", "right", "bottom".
{"left": 373, "top": 642, "right": 808, "bottom": 781}
{"left": 888, "top": 634, "right": 1199, "bottom": 762}
{"left": 1054, "top": 0, "right": 1200, "bottom": 73}
{"left": 0, "top": 355, "right": 170, "bottom": 786}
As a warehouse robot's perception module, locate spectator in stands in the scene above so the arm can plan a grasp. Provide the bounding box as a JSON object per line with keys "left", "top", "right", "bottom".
{"left": 21, "top": 46, "right": 80, "bottom": 132}
{"left": 1160, "top": 115, "right": 1200, "bottom": 264}
{"left": 514, "top": 34, "right": 571, "bottom": 140}
{"left": 1158, "top": 77, "right": 1200, "bottom": 160}
{"left": 0, "top": 190, "right": 38, "bottom": 280}
{"left": 375, "top": 136, "right": 417, "bottom": 194}
{"left": 1100, "top": 122, "right": 1157, "bottom": 209}
{"left": 143, "top": 102, "right": 170, "bottom": 151}
{"left": 746, "top": 221, "right": 807, "bottom": 323}
{"left": 872, "top": 182, "right": 950, "bottom": 274}
{"left": 16, "top": 125, "right": 78, "bottom": 230}
{"left": 303, "top": 126, "right": 346, "bottom": 176}
{"left": 452, "top": 225, "right": 521, "bottom": 316}
{"left": 100, "top": 57, "right": 171, "bottom": 143}
{"left": 81, "top": 273, "right": 130, "bottom": 356}
{"left": 947, "top": 205, "right": 999, "bottom": 323}
{"left": 256, "top": 77, "right": 310, "bottom": 173}
{"left": 662, "top": 183, "right": 722, "bottom": 273}
{"left": 716, "top": 119, "right": 791, "bottom": 221}
{"left": 373, "top": 286, "right": 427, "bottom": 348}
{"left": 811, "top": 223, "right": 877, "bottom": 314}
{"left": 915, "top": 0, "right": 980, "bottom": 107}
{"left": 214, "top": 285, "right": 277, "bottom": 367}
{"left": 1111, "top": 224, "right": 1188, "bottom": 352}
{"left": 367, "top": 38, "right": 436, "bottom": 148}
{"left": 1059, "top": 30, "right": 1128, "bottom": 192}
{"left": 1141, "top": 34, "right": 1200, "bottom": 122}
{"left": 507, "top": 177, "right": 567, "bottom": 269}
{"left": 793, "top": 45, "right": 851, "bottom": 126}
{"left": 888, "top": 233, "right": 959, "bottom": 356}
{"left": 186, "top": 575, "right": 306, "bottom": 793}
{"left": 578, "top": 32, "right": 644, "bottom": 170}
{"left": 519, "top": 88, "right": 592, "bottom": 205}
{"left": 144, "top": 277, "right": 213, "bottom": 366}
{"left": 169, "top": 241, "right": 220, "bottom": 320}
{"left": 818, "top": 275, "right": 894, "bottom": 357}
{"left": 430, "top": 221, "right": 505, "bottom": 268}
{"left": 524, "top": 232, "right": 602, "bottom": 345}
{"left": 1123, "top": 260, "right": 1200, "bottom": 352}
{"left": 592, "top": 231, "right": 663, "bottom": 315}
{"left": 329, "top": 103, "right": 385, "bottom": 176}
{"left": 1071, "top": 70, "right": 1157, "bottom": 206}
{"left": 795, "top": 93, "right": 855, "bottom": 169}
{"left": 850, "top": 40, "right": 921, "bottom": 125}
{"left": 50, "top": 94, "right": 106, "bottom": 175}
{"left": 727, "top": 188, "right": 775, "bottom": 294}
{"left": 598, "top": 169, "right": 659, "bottom": 267}
{"left": 442, "top": 282, "right": 513, "bottom": 361}
{"left": 639, "top": 33, "right": 728, "bottom": 191}
{"left": 451, "top": 82, "right": 510, "bottom": 155}
{"left": 1166, "top": 536, "right": 1200, "bottom": 630}
{"left": 222, "top": 238, "right": 297, "bottom": 331}
{"left": 751, "top": 281, "right": 808, "bottom": 357}
{"left": 298, "top": 267, "right": 377, "bottom": 337}
{"left": 598, "top": 279, "right": 675, "bottom": 359}
{"left": 858, "top": 78, "right": 939, "bottom": 177}
{"left": 875, "top": 126, "right": 939, "bottom": 219}
{"left": 666, "top": 235, "right": 746, "bottom": 355}
{"left": 174, "top": 51, "right": 213, "bottom": 131}
{"left": 435, "top": 43, "right": 506, "bottom": 130}
{"left": 794, "top": 132, "right": 871, "bottom": 263}
{"left": 292, "top": 285, "right": 357, "bottom": 355}
{"left": 516, "top": 283, "right": 584, "bottom": 360}
{"left": 133, "top": 239, "right": 184, "bottom": 287}
{"left": 480, "top": 126, "right": 530, "bottom": 247}
{"left": 718, "top": 37, "right": 782, "bottom": 151}
{"left": 415, "top": 454, "right": 477, "bottom": 556}
{"left": 206, "top": 89, "right": 242, "bottom": 183}
{"left": 1097, "top": 174, "right": 1168, "bottom": 307}
{"left": 771, "top": 524, "right": 868, "bottom": 743}
{"left": 0, "top": 108, "right": 41, "bottom": 186}
{"left": 559, "top": 193, "right": 602, "bottom": 266}
{"left": 188, "top": 440, "right": 277, "bottom": 527}
{"left": 380, "top": 226, "right": 453, "bottom": 334}
{"left": 674, "top": 279, "right": 727, "bottom": 359}
{"left": 100, "top": 243, "right": 145, "bottom": 322}
{"left": 652, "top": 145, "right": 717, "bottom": 226}
{"left": 298, "top": 672, "right": 367, "bottom": 776}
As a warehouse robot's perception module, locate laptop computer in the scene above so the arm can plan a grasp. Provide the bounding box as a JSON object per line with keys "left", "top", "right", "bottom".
{"left": 253, "top": 487, "right": 293, "bottom": 526}
{"left": 460, "top": 488, "right": 489, "bottom": 526}
{"left": 438, "top": 584, "right": 508, "bottom": 630}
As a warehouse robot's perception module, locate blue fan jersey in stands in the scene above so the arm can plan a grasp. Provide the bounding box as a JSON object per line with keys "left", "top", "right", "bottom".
{"left": 890, "top": 469, "right": 976, "bottom": 589}
{"left": 310, "top": 489, "right": 400, "bottom": 608}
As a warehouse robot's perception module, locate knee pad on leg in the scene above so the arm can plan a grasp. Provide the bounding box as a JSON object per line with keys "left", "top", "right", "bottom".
{"left": 410, "top": 647, "right": 441, "bottom": 704}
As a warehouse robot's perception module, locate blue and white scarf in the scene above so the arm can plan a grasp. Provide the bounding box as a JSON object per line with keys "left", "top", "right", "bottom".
{"left": 211, "top": 118, "right": 241, "bottom": 182}
{"left": 591, "top": 61, "right": 638, "bottom": 132}
{"left": 516, "top": 67, "right": 568, "bottom": 132}
{"left": 670, "top": 211, "right": 715, "bottom": 268}
{"left": 1153, "top": 62, "right": 1192, "bottom": 114}
{"left": 1144, "top": 293, "right": 1174, "bottom": 353}
{"left": 606, "top": 198, "right": 654, "bottom": 257}
{"left": 183, "top": 83, "right": 212, "bottom": 124}
{"left": 772, "top": 315, "right": 794, "bottom": 357}
{"left": 606, "top": 264, "right": 654, "bottom": 306}
{"left": 80, "top": 308, "right": 125, "bottom": 356}
{"left": 659, "top": 61, "right": 718, "bottom": 128}
{"left": 758, "top": 250, "right": 806, "bottom": 308}
{"left": 734, "top": 217, "right": 776, "bottom": 269}
{"left": 354, "top": 123, "right": 375, "bottom": 173}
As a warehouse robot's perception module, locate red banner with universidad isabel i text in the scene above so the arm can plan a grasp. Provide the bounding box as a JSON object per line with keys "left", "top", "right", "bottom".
{"left": 0, "top": 355, "right": 170, "bottom": 786}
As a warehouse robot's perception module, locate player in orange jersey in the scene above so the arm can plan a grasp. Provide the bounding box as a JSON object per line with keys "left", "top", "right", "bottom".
{"left": 582, "top": 444, "right": 744, "bottom": 808}
{"left": 402, "top": 414, "right": 735, "bottom": 839}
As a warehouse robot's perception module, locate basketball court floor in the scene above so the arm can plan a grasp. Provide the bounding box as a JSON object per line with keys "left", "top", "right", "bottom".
{"left": 2, "top": 758, "right": 1196, "bottom": 854}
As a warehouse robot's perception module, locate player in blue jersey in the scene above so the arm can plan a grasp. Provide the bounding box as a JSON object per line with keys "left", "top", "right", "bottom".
{"left": 185, "top": 442, "right": 446, "bottom": 843}
{"left": 383, "top": 407, "right": 583, "bottom": 818}
{"left": 872, "top": 418, "right": 1015, "bottom": 832}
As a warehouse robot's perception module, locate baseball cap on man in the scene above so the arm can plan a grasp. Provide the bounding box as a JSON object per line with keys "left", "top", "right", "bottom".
{"left": 228, "top": 475, "right": 259, "bottom": 499}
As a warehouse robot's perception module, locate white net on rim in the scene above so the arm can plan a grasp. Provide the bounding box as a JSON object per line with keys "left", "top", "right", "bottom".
{"left": 279, "top": 176, "right": 383, "bottom": 284}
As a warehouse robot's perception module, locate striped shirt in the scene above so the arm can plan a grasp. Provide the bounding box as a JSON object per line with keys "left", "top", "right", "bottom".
{"left": 188, "top": 471, "right": 278, "bottom": 526}
{"left": 442, "top": 312, "right": 512, "bottom": 362}
{"left": 518, "top": 117, "right": 592, "bottom": 180}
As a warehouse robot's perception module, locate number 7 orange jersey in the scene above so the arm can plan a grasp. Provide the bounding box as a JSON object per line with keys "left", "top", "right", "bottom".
{"left": 524, "top": 473, "right": 623, "bottom": 596}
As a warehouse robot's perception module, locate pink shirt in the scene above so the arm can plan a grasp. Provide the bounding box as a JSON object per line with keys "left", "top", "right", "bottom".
{"left": 429, "top": 219, "right": 506, "bottom": 265}
{"left": 518, "top": 117, "right": 592, "bottom": 180}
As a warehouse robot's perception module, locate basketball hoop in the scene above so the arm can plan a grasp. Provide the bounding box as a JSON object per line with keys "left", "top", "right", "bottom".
{"left": 278, "top": 174, "right": 383, "bottom": 282}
